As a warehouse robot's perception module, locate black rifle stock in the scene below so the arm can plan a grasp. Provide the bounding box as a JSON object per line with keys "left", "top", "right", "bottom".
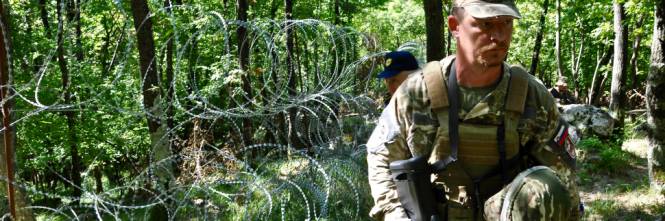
{"left": 389, "top": 156, "right": 442, "bottom": 221}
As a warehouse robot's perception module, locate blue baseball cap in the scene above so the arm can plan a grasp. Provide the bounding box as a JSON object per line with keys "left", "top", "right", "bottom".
{"left": 377, "top": 51, "right": 419, "bottom": 79}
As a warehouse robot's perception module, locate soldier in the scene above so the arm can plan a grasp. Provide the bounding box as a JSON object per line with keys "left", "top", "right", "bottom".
{"left": 550, "top": 77, "right": 577, "bottom": 105}
{"left": 366, "top": 0, "right": 580, "bottom": 220}
{"left": 377, "top": 51, "right": 421, "bottom": 106}
{"left": 379, "top": 51, "right": 421, "bottom": 96}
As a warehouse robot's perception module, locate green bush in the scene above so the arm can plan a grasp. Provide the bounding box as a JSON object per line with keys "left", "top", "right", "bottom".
{"left": 578, "top": 136, "right": 631, "bottom": 174}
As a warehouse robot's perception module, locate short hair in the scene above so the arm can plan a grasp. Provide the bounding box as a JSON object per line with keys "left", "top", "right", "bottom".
{"left": 451, "top": 6, "right": 466, "bottom": 19}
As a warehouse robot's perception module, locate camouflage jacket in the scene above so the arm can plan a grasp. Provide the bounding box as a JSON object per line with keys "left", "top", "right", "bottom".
{"left": 366, "top": 56, "right": 579, "bottom": 220}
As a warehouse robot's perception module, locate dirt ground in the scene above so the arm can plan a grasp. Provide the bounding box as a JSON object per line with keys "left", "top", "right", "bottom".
{"left": 579, "top": 138, "right": 665, "bottom": 220}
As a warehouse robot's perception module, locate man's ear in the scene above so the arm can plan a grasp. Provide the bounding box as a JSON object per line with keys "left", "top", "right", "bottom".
{"left": 448, "top": 15, "right": 459, "bottom": 37}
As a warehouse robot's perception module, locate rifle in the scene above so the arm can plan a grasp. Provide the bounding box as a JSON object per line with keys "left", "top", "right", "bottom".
{"left": 389, "top": 156, "right": 444, "bottom": 221}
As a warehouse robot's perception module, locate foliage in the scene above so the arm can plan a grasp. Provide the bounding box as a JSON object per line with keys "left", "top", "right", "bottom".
{"left": 577, "top": 136, "right": 632, "bottom": 174}
{"left": 0, "top": 0, "right": 660, "bottom": 219}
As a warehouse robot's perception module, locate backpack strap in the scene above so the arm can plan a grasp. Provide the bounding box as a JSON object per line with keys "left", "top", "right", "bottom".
{"left": 423, "top": 61, "right": 449, "bottom": 110}
{"left": 505, "top": 66, "right": 530, "bottom": 114}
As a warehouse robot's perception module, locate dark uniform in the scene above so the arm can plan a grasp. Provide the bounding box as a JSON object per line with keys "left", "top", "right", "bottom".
{"left": 550, "top": 88, "right": 577, "bottom": 105}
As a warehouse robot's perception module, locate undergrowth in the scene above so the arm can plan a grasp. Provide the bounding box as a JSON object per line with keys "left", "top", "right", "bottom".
{"left": 577, "top": 136, "right": 632, "bottom": 175}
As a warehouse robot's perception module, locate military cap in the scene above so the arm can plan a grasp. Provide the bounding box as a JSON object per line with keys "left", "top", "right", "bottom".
{"left": 453, "top": 0, "right": 522, "bottom": 19}
{"left": 377, "top": 51, "right": 419, "bottom": 79}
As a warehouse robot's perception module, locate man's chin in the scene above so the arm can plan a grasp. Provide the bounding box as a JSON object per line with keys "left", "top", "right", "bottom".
{"left": 477, "top": 58, "right": 503, "bottom": 68}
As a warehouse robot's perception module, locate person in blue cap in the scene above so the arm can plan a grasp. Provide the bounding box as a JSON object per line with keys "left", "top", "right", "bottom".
{"left": 378, "top": 51, "right": 421, "bottom": 96}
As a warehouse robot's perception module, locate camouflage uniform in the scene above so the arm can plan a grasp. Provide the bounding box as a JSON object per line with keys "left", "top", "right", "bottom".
{"left": 367, "top": 56, "right": 580, "bottom": 220}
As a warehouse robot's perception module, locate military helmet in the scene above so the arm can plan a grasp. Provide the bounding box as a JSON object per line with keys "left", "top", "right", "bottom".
{"left": 499, "top": 166, "right": 572, "bottom": 221}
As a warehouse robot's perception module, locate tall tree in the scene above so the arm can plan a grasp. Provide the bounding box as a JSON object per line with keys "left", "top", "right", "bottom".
{"left": 445, "top": 0, "right": 452, "bottom": 56}
{"left": 0, "top": 1, "right": 36, "bottom": 220}
{"left": 285, "top": 0, "right": 300, "bottom": 150}
{"left": 130, "top": 0, "right": 171, "bottom": 190}
{"left": 588, "top": 47, "right": 613, "bottom": 105}
{"left": 529, "top": 0, "right": 549, "bottom": 75}
{"left": 237, "top": 0, "right": 254, "bottom": 146}
{"left": 424, "top": 0, "right": 445, "bottom": 61}
{"left": 66, "top": 0, "right": 83, "bottom": 61}
{"left": 569, "top": 17, "right": 584, "bottom": 97}
{"left": 647, "top": 0, "right": 665, "bottom": 192}
{"left": 56, "top": 0, "right": 83, "bottom": 204}
{"left": 38, "top": 0, "right": 51, "bottom": 37}
{"left": 554, "top": 0, "right": 563, "bottom": 78}
{"left": 630, "top": 16, "right": 645, "bottom": 91}
{"left": 164, "top": 0, "right": 175, "bottom": 143}
{"left": 609, "top": 0, "right": 627, "bottom": 131}
{"left": 334, "top": 0, "right": 341, "bottom": 25}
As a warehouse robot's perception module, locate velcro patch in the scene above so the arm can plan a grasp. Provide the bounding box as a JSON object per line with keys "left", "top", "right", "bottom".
{"left": 412, "top": 112, "right": 438, "bottom": 126}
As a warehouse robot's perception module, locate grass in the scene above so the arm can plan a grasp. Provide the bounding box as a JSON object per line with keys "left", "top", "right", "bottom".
{"left": 579, "top": 117, "right": 665, "bottom": 221}
{"left": 577, "top": 136, "right": 634, "bottom": 175}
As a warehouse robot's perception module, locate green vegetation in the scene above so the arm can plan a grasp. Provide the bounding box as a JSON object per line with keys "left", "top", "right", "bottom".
{"left": 577, "top": 136, "right": 632, "bottom": 174}
{"left": 577, "top": 116, "right": 665, "bottom": 220}
{"left": 0, "top": 0, "right": 661, "bottom": 219}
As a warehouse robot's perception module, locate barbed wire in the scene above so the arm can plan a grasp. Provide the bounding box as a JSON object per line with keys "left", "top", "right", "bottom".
{"left": 1, "top": 1, "right": 426, "bottom": 220}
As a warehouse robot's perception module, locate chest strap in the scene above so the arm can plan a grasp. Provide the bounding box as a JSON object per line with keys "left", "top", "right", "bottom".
{"left": 430, "top": 62, "right": 460, "bottom": 173}
{"left": 506, "top": 66, "right": 529, "bottom": 114}
{"left": 424, "top": 61, "right": 449, "bottom": 111}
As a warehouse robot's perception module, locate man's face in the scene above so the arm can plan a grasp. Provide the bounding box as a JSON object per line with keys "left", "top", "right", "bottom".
{"left": 557, "top": 84, "right": 568, "bottom": 92}
{"left": 384, "top": 71, "right": 410, "bottom": 95}
{"left": 450, "top": 11, "right": 515, "bottom": 68}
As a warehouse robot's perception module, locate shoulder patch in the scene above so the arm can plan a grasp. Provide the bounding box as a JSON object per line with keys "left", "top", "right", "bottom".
{"left": 547, "top": 118, "right": 577, "bottom": 168}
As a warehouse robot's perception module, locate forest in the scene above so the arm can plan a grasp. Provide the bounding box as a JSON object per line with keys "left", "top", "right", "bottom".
{"left": 0, "top": 0, "right": 664, "bottom": 220}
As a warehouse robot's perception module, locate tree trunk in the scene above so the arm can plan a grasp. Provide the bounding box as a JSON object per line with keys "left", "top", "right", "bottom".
{"left": 164, "top": 0, "right": 178, "bottom": 159}
{"left": 445, "top": 0, "right": 452, "bottom": 56}
{"left": 188, "top": 27, "right": 198, "bottom": 98}
{"left": 99, "top": 17, "right": 117, "bottom": 78}
{"left": 334, "top": 0, "right": 341, "bottom": 25}
{"left": 164, "top": 0, "right": 174, "bottom": 129}
{"left": 609, "top": 1, "right": 628, "bottom": 131}
{"left": 0, "top": 1, "right": 36, "bottom": 220}
{"left": 285, "top": 0, "right": 304, "bottom": 151}
{"left": 269, "top": 0, "right": 280, "bottom": 19}
{"left": 38, "top": 0, "right": 51, "bottom": 37}
{"left": 237, "top": 0, "right": 253, "bottom": 146}
{"left": 570, "top": 25, "right": 584, "bottom": 97}
{"left": 424, "top": 0, "right": 445, "bottom": 62}
{"left": 588, "top": 47, "right": 613, "bottom": 105}
{"left": 56, "top": 0, "right": 83, "bottom": 204}
{"left": 529, "top": 0, "right": 549, "bottom": 75}
{"left": 64, "top": 0, "right": 83, "bottom": 61}
{"left": 555, "top": 0, "right": 563, "bottom": 78}
{"left": 130, "top": 0, "right": 171, "bottom": 192}
{"left": 72, "top": 0, "right": 83, "bottom": 61}
{"left": 94, "top": 167, "right": 103, "bottom": 193}
{"left": 630, "top": 16, "right": 645, "bottom": 91}
{"left": 647, "top": 0, "right": 665, "bottom": 192}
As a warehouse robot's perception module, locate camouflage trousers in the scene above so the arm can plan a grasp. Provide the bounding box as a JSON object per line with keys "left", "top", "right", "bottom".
{"left": 436, "top": 166, "right": 577, "bottom": 221}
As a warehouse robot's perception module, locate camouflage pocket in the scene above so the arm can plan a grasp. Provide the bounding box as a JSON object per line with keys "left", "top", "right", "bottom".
{"left": 407, "top": 112, "right": 438, "bottom": 156}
